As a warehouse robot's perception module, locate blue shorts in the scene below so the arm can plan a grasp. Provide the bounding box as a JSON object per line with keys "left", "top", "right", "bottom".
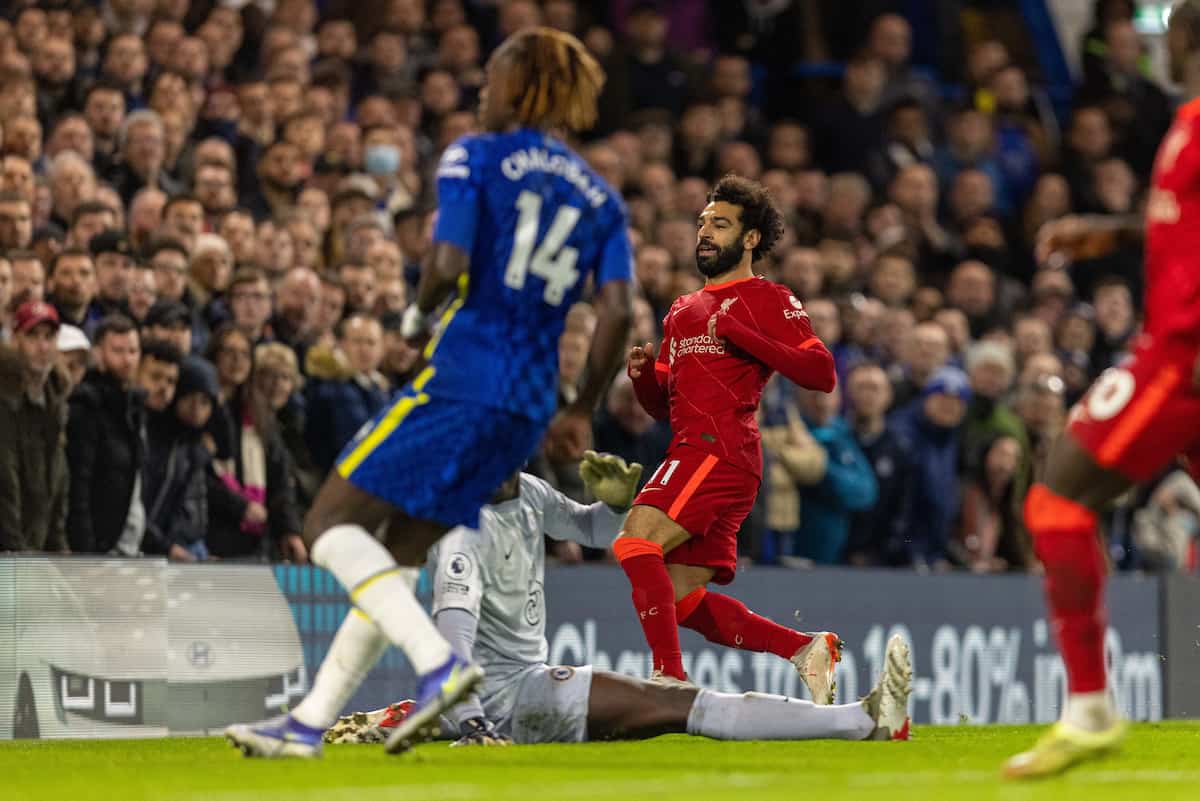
{"left": 335, "top": 372, "right": 545, "bottom": 528}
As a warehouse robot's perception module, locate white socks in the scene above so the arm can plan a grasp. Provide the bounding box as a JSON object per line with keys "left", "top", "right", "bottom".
{"left": 1064, "top": 690, "right": 1118, "bottom": 732}
{"left": 291, "top": 609, "right": 388, "bottom": 729}
{"left": 686, "top": 690, "right": 875, "bottom": 741}
{"left": 312, "top": 524, "right": 452, "bottom": 676}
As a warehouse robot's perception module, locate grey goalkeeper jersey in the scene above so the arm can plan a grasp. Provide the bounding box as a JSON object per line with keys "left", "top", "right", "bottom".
{"left": 428, "top": 474, "right": 622, "bottom": 706}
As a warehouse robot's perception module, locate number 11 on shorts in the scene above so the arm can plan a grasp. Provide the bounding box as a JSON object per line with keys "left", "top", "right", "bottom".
{"left": 648, "top": 459, "right": 681, "bottom": 487}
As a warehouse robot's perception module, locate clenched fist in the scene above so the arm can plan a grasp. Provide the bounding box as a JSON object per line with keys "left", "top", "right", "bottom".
{"left": 627, "top": 342, "right": 655, "bottom": 379}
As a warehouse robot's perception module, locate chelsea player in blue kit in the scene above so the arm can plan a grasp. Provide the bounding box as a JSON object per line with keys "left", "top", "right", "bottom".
{"left": 226, "top": 27, "right": 633, "bottom": 758}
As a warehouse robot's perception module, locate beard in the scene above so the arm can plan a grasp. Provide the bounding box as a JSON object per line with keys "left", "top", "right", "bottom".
{"left": 695, "top": 238, "right": 745, "bottom": 278}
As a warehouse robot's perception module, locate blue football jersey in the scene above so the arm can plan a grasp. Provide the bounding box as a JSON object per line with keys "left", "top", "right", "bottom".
{"left": 424, "top": 128, "right": 632, "bottom": 422}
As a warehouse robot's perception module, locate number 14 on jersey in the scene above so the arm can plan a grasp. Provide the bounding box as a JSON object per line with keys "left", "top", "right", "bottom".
{"left": 504, "top": 190, "right": 582, "bottom": 306}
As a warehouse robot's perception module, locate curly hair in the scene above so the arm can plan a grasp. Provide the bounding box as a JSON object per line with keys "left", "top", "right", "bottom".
{"left": 492, "top": 27, "right": 606, "bottom": 133}
{"left": 706, "top": 173, "right": 785, "bottom": 262}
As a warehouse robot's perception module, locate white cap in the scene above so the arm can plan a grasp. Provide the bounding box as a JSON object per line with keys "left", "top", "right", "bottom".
{"left": 56, "top": 324, "right": 90, "bottom": 353}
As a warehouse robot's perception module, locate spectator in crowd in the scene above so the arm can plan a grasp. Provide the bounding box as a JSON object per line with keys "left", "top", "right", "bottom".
{"left": 303, "top": 313, "right": 389, "bottom": 475}
{"left": 955, "top": 435, "right": 1033, "bottom": 573}
{"left": 256, "top": 342, "right": 321, "bottom": 514}
{"left": 0, "top": 193, "right": 33, "bottom": 251}
{"left": 793, "top": 383, "right": 878, "bottom": 565}
{"left": 1079, "top": 18, "right": 1172, "bottom": 175}
{"left": 66, "top": 314, "right": 145, "bottom": 555}
{"left": 1016, "top": 373, "right": 1068, "bottom": 485}
{"left": 1090, "top": 275, "right": 1136, "bottom": 373}
{"left": 189, "top": 232, "right": 234, "bottom": 327}
{"left": 67, "top": 201, "right": 117, "bottom": 250}
{"left": 110, "top": 109, "right": 182, "bottom": 205}
{"left": 961, "top": 340, "right": 1029, "bottom": 481}
{"left": 135, "top": 338, "right": 180, "bottom": 413}
{"left": 89, "top": 228, "right": 135, "bottom": 320}
{"left": 227, "top": 267, "right": 275, "bottom": 345}
{"left": 8, "top": 251, "right": 46, "bottom": 312}
{"left": 46, "top": 248, "right": 99, "bottom": 331}
{"left": 759, "top": 378, "right": 828, "bottom": 564}
{"left": 55, "top": 323, "right": 89, "bottom": 391}
{"left": 890, "top": 320, "right": 950, "bottom": 408}
{"left": 142, "top": 355, "right": 216, "bottom": 562}
{"left": 845, "top": 362, "right": 914, "bottom": 566}
{"left": 813, "top": 51, "right": 886, "bottom": 174}
{"left": 272, "top": 267, "right": 322, "bottom": 353}
{"left": 205, "top": 324, "right": 305, "bottom": 562}
{"left": 0, "top": 301, "right": 70, "bottom": 552}
{"left": 890, "top": 365, "right": 971, "bottom": 569}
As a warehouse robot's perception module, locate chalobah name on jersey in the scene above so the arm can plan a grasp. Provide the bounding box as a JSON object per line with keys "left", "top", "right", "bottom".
{"left": 500, "top": 147, "right": 608, "bottom": 208}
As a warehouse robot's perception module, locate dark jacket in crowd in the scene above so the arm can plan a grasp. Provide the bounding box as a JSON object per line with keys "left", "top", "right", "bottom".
{"left": 206, "top": 395, "right": 304, "bottom": 560}
{"left": 276, "top": 393, "right": 322, "bottom": 512}
{"left": 846, "top": 424, "right": 915, "bottom": 566}
{"left": 141, "top": 359, "right": 218, "bottom": 556}
{"left": 303, "top": 345, "right": 390, "bottom": 475}
{"left": 889, "top": 399, "right": 963, "bottom": 566}
{"left": 66, "top": 368, "right": 146, "bottom": 554}
{"left": 0, "top": 346, "right": 70, "bottom": 552}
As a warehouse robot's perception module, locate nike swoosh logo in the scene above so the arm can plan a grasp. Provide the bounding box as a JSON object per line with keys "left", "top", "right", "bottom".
{"left": 504, "top": 547, "right": 514, "bottom": 560}
{"left": 640, "top": 487, "right": 663, "bottom": 493}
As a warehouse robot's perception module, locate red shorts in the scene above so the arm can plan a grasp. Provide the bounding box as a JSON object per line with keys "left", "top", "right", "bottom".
{"left": 632, "top": 445, "right": 759, "bottom": 584}
{"left": 1068, "top": 335, "right": 1200, "bottom": 482}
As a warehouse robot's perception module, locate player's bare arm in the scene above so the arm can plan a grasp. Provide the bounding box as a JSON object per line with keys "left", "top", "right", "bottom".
{"left": 1035, "top": 214, "right": 1143, "bottom": 268}
{"left": 400, "top": 241, "right": 470, "bottom": 345}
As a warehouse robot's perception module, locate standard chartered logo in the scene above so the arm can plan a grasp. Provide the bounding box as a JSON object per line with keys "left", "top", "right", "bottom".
{"left": 547, "top": 618, "right": 1162, "bottom": 724}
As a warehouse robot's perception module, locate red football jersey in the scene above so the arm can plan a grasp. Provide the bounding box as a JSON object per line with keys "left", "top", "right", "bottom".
{"left": 1144, "top": 97, "right": 1200, "bottom": 341}
{"left": 631, "top": 275, "right": 835, "bottom": 478}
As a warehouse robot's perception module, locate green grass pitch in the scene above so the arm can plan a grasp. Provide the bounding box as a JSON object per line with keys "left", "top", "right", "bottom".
{"left": 3, "top": 723, "right": 1199, "bottom": 801}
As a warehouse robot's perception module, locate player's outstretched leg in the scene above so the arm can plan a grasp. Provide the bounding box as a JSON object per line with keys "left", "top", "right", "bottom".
{"left": 1004, "top": 436, "right": 1130, "bottom": 779}
{"left": 613, "top": 505, "right": 693, "bottom": 681}
{"left": 586, "top": 634, "right": 911, "bottom": 742}
{"left": 673, "top": 577, "right": 843, "bottom": 704}
{"left": 225, "top": 606, "right": 391, "bottom": 758}
{"left": 227, "top": 475, "right": 479, "bottom": 758}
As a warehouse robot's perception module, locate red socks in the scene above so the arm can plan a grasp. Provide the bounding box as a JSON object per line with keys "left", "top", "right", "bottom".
{"left": 677, "top": 587, "right": 813, "bottom": 659}
{"left": 614, "top": 537, "right": 686, "bottom": 680}
{"left": 1025, "top": 484, "right": 1108, "bottom": 694}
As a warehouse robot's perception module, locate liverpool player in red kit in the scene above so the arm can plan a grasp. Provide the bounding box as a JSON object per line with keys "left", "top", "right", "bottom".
{"left": 1005, "top": 1, "right": 1200, "bottom": 778}
{"left": 613, "top": 176, "right": 861, "bottom": 715}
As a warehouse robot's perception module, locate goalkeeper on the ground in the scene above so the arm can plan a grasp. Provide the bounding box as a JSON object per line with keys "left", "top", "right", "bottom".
{"left": 326, "top": 451, "right": 911, "bottom": 747}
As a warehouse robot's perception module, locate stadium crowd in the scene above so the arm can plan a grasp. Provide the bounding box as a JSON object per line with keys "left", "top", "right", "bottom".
{"left": 0, "top": 0, "right": 1194, "bottom": 574}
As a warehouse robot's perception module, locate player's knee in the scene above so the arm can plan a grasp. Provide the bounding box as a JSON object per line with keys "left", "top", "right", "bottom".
{"left": 1024, "top": 484, "right": 1100, "bottom": 564}
{"left": 619, "top": 506, "right": 689, "bottom": 551}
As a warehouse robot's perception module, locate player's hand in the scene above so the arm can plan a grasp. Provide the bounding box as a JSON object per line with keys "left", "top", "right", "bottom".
{"left": 450, "top": 717, "right": 511, "bottom": 747}
{"left": 708, "top": 299, "right": 736, "bottom": 345}
{"left": 707, "top": 313, "right": 722, "bottom": 345}
{"left": 544, "top": 407, "right": 592, "bottom": 463}
{"left": 627, "top": 342, "right": 654, "bottom": 379}
{"left": 580, "top": 450, "right": 643, "bottom": 509}
{"left": 1035, "top": 215, "right": 1116, "bottom": 268}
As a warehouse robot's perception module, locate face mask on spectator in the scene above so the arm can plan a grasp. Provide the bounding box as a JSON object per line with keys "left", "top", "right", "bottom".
{"left": 364, "top": 144, "right": 400, "bottom": 176}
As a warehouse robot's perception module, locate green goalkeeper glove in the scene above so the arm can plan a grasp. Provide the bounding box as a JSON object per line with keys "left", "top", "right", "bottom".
{"left": 579, "top": 450, "right": 643, "bottom": 510}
